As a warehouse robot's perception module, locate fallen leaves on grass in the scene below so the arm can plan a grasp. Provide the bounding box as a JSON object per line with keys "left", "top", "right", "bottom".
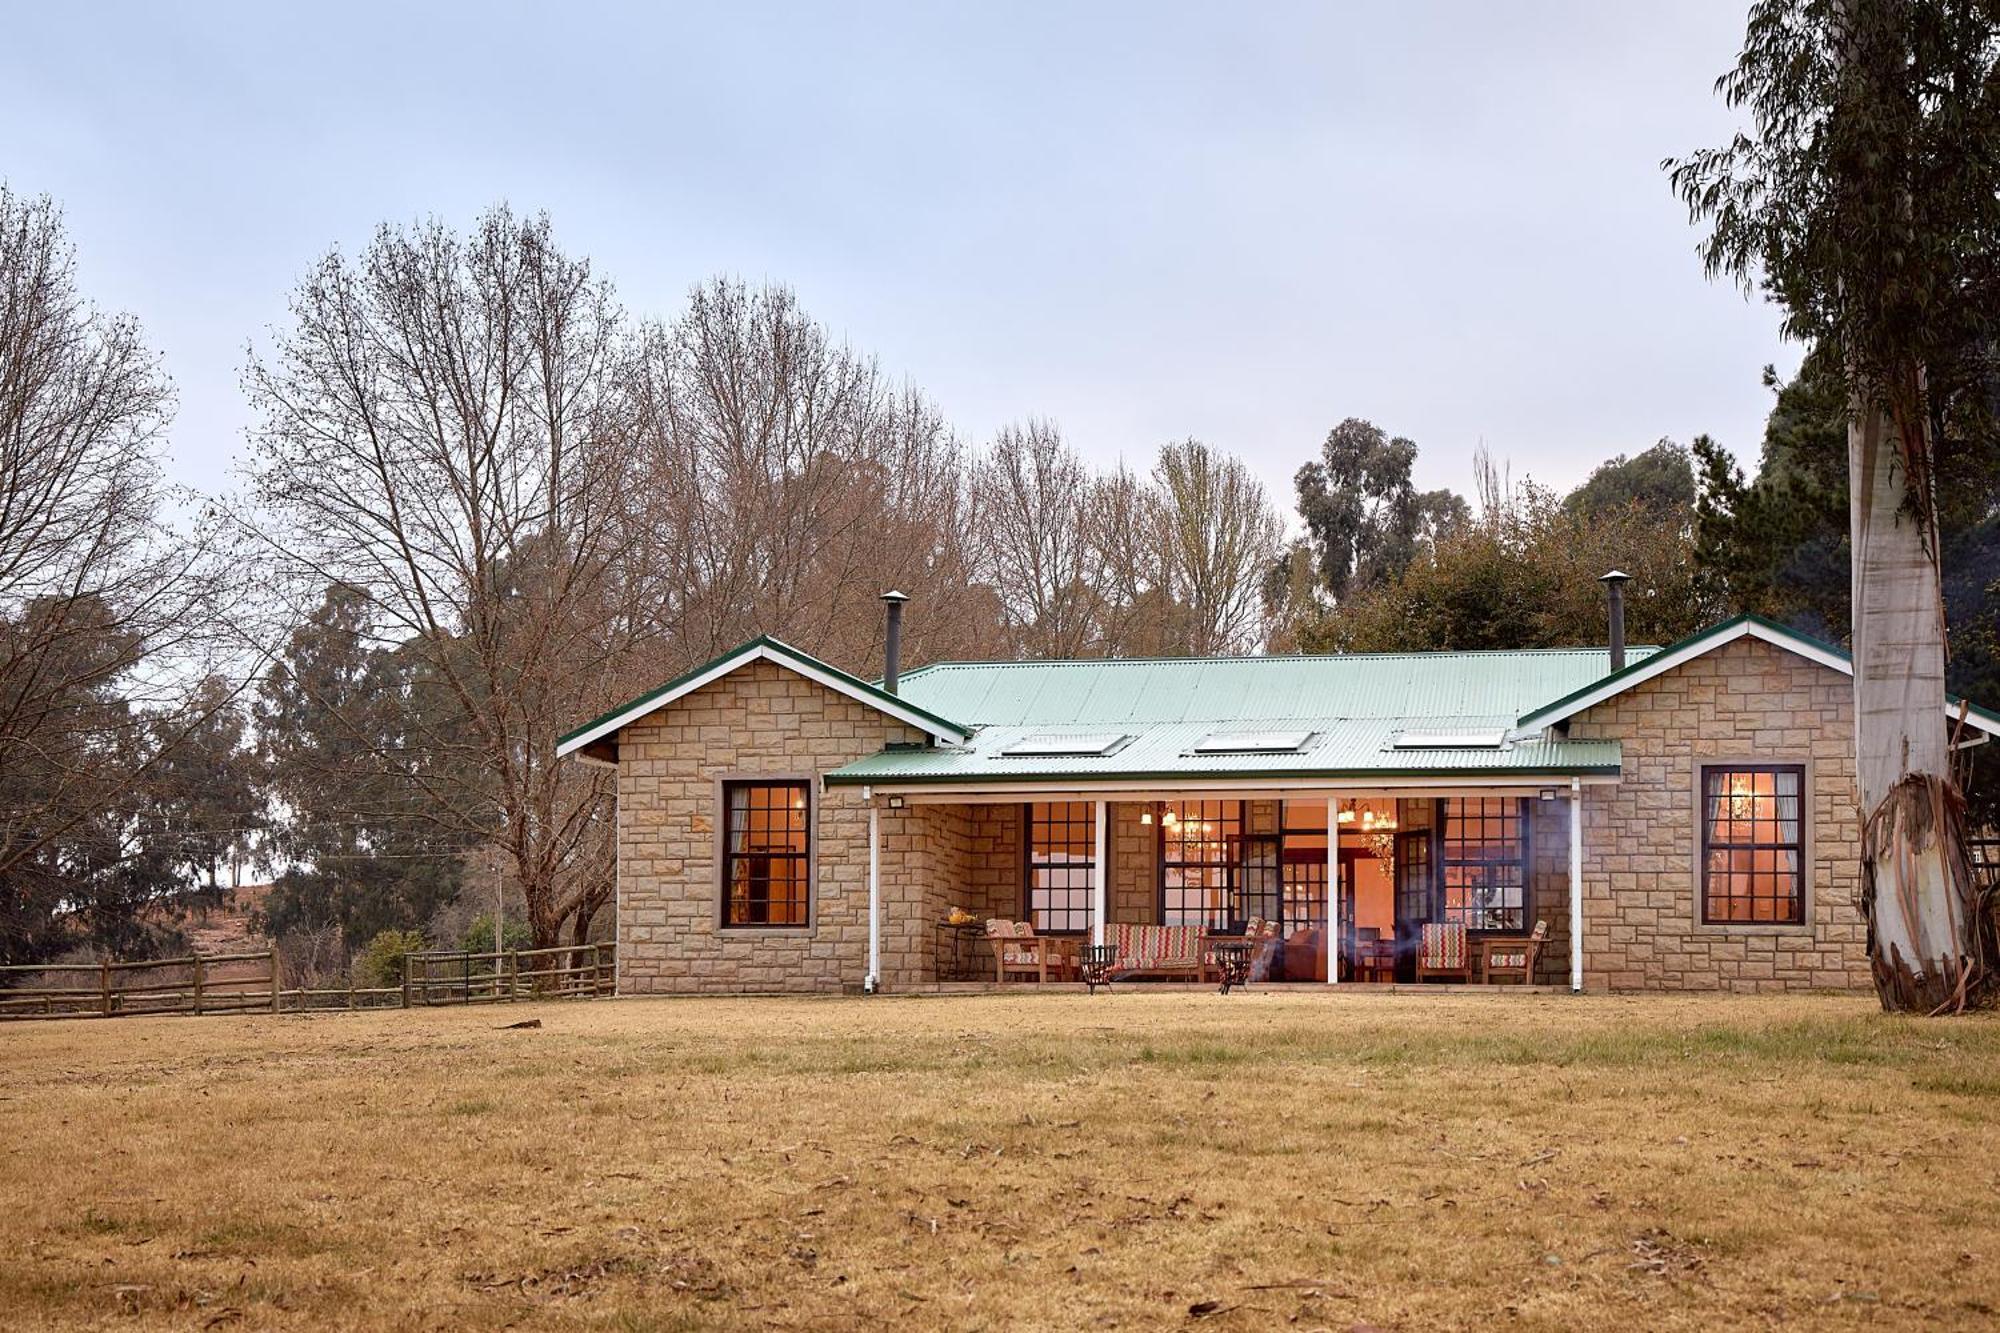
{"left": 1629, "top": 1229, "right": 1708, "bottom": 1280}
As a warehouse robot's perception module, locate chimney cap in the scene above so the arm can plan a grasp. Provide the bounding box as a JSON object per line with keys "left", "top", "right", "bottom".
{"left": 1598, "top": 569, "right": 1631, "bottom": 585}
{"left": 879, "top": 589, "right": 910, "bottom": 603}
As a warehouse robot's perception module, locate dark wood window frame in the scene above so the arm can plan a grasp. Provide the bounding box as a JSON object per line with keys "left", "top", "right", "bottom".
{"left": 1699, "top": 763, "right": 1806, "bottom": 926}
{"left": 1157, "top": 799, "right": 1247, "bottom": 931}
{"left": 720, "top": 779, "right": 812, "bottom": 929}
{"left": 1276, "top": 803, "right": 1329, "bottom": 935}
{"left": 1440, "top": 796, "right": 1531, "bottom": 934}
{"left": 1023, "top": 801, "right": 1096, "bottom": 935}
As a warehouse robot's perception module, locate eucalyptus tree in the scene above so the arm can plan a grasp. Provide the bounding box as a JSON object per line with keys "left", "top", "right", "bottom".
{"left": 1670, "top": 0, "right": 2000, "bottom": 1010}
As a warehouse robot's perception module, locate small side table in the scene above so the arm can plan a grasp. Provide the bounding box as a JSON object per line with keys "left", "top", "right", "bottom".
{"left": 1211, "top": 941, "right": 1252, "bottom": 994}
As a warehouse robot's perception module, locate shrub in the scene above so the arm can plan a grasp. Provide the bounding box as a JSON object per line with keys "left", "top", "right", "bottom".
{"left": 458, "top": 913, "right": 533, "bottom": 957}
{"left": 353, "top": 929, "right": 426, "bottom": 988}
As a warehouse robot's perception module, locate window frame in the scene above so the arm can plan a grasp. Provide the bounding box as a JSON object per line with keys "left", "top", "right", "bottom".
{"left": 715, "top": 776, "right": 816, "bottom": 932}
{"left": 1697, "top": 761, "right": 1808, "bottom": 928}
{"left": 1439, "top": 796, "right": 1531, "bottom": 934}
{"left": 1276, "top": 801, "right": 1330, "bottom": 935}
{"left": 1157, "top": 799, "right": 1248, "bottom": 931}
{"left": 1022, "top": 801, "right": 1097, "bottom": 936}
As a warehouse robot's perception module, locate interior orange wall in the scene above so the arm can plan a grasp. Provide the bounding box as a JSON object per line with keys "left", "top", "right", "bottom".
{"left": 1351, "top": 854, "right": 1394, "bottom": 934}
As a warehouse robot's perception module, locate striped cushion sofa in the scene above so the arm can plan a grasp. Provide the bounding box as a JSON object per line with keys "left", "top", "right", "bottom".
{"left": 1104, "top": 923, "right": 1208, "bottom": 980}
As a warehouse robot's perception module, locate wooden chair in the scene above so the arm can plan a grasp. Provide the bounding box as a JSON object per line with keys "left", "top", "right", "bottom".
{"left": 1415, "top": 922, "right": 1472, "bottom": 983}
{"left": 986, "top": 920, "right": 1069, "bottom": 983}
{"left": 1478, "top": 920, "right": 1549, "bottom": 985}
{"left": 1240, "top": 917, "right": 1283, "bottom": 983}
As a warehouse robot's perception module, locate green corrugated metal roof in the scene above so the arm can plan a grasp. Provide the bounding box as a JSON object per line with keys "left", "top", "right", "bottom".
{"left": 825, "top": 646, "right": 1650, "bottom": 787}
{"left": 890, "top": 646, "right": 1654, "bottom": 726}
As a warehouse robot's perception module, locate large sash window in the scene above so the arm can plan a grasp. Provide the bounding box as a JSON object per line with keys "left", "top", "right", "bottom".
{"left": 722, "top": 781, "right": 810, "bottom": 927}
{"left": 1700, "top": 765, "right": 1805, "bottom": 924}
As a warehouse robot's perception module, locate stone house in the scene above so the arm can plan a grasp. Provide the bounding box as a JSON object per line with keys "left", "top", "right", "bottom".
{"left": 558, "top": 594, "right": 1998, "bottom": 995}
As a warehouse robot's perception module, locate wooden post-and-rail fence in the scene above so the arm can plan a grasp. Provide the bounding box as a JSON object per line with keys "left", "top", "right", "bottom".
{"left": 0, "top": 942, "right": 615, "bottom": 1022}
{"left": 0, "top": 951, "right": 281, "bottom": 1021}
{"left": 400, "top": 943, "right": 616, "bottom": 1007}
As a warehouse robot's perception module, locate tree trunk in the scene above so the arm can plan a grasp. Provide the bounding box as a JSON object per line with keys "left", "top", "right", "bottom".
{"left": 1849, "top": 395, "right": 1983, "bottom": 1011}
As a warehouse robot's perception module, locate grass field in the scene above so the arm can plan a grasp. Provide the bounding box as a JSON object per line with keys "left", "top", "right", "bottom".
{"left": 4, "top": 991, "right": 1999, "bottom": 1330}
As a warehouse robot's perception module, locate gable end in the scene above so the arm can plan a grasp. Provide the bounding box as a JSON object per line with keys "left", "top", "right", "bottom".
{"left": 1517, "top": 614, "right": 2000, "bottom": 739}
{"left": 556, "top": 637, "right": 972, "bottom": 759}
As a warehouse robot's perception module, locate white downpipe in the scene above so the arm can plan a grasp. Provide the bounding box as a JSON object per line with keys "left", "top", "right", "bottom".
{"left": 1326, "top": 794, "right": 1339, "bottom": 985}
{"left": 1092, "top": 799, "right": 1108, "bottom": 947}
{"left": 1569, "top": 777, "right": 1584, "bottom": 994}
{"left": 866, "top": 802, "right": 881, "bottom": 994}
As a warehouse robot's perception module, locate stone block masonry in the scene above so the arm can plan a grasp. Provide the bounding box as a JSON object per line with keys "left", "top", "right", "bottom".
{"left": 1566, "top": 635, "right": 1868, "bottom": 992}
{"left": 615, "top": 657, "right": 935, "bottom": 994}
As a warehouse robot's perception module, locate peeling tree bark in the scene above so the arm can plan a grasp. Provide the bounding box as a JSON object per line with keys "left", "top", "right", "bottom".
{"left": 1848, "top": 394, "right": 1986, "bottom": 1012}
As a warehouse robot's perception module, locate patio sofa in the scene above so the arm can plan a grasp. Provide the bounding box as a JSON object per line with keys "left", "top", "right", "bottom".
{"left": 1103, "top": 923, "right": 1208, "bottom": 981}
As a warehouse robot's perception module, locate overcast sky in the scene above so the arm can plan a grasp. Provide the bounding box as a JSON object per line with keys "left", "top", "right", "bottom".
{"left": 3, "top": 1, "right": 1792, "bottom": 510}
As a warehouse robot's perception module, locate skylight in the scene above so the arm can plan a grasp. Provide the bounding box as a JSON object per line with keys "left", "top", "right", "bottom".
{"left": 1392, "top": 729, "right": 1508, "bottom": 750}
{"left": 1189, "top": 729, "right": 1313, "bottom": 755}
{"left": 1000, "top": 733, "right": 1130, "bottom": 758}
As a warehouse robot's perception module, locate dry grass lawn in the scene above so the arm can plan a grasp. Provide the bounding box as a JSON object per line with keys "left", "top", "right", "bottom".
{"left": 4, "top": 991, "right": 1999, "bottom": 1330}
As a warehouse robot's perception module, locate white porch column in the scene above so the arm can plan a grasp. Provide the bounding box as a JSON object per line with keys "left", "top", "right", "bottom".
{"left": 866, "top": 800, "right": 882, "bottom": 994}
{"left": 1325, "top": 794, "right": 1339, "bottom": 985}
{"left": 1568, "top": 777, "right": 1583, "bottom": 993}
{"left": 1092, "top": 799, "right": 1108, "bottom": 947}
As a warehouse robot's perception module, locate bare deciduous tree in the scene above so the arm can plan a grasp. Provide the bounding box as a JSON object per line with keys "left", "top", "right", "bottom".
{"left": 1151, "top": 439, "right": 1285, "bottom": 656}
{"left": 246, "top": 207, "right": 635, "bottom": 950}
{"left": 0, "top": 186, "right": 238, "bottom": 963}
{"left": 624, "top": 278, "right": 1001, "bottom": 678}
{"left": 974, "top": 420, "right": 1110, "bottom": 657}
{"left": 974, "top": 427, "right": 1284, "bottom": 660}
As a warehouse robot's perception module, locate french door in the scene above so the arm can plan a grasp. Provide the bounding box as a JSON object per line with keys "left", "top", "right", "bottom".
{"left": 1393, "top": 828, "right": 1436, "bottom": 982}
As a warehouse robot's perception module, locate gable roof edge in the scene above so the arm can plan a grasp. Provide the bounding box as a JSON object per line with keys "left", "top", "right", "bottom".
{"left": 556, "top": 636, "right": 972, "bottom": 758}
{"left": 1516, "top": 613, "right": 2000, "bottom": 737}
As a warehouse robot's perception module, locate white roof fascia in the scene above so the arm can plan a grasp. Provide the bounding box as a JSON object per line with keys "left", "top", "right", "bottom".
{"left": 555, "top": 642, "right": 970, "bottom": 758}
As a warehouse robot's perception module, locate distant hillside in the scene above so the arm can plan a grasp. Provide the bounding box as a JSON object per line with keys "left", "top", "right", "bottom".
{"left": 181, "top": 883, "right": 272, "bottom": 955}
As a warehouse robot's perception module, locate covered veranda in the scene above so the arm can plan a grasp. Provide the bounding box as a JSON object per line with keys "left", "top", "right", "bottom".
{"left": 853, "top": 777, "right": 1599, "bottom": 994}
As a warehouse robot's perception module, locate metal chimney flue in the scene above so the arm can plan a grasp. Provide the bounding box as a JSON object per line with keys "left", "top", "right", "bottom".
{"left": 1599, "top": 570, "right": 1631, "bottom": 672}
{"left": 880, "top": 590, "right": 909, "bottom": 694}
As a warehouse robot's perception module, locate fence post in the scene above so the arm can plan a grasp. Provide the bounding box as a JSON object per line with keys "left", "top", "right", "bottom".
{"left": 100, "top": 957, "right": 111, "bottom": 1018}
{"left": 507, "top": 949, "right": 517, "bottom": 1001}
{"left": 192, "top": 955, "right": 205, "bottom": 1015}
{"left": 402, "top": 956, "right": 413, "bottom": 1009}
{"left": 269, "top": 948, "right": 282, "bottom": 1014}
{"left": 347, "top": 969, "right": 356, "bottom": 1011}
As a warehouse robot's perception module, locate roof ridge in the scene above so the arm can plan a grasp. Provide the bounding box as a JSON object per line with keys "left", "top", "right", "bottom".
{"left": 904, "top": 644, "right": 1661, "bottom": 670}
